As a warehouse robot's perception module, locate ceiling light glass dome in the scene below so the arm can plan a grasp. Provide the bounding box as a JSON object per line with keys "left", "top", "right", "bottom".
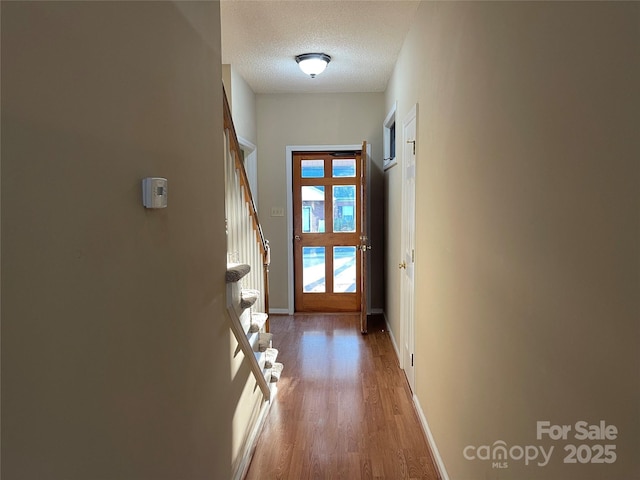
{"left": 295, "top": 53, "right": 331, "bottom": 78}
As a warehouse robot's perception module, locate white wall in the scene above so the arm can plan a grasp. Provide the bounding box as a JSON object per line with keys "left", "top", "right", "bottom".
{"left": 1, "top": 2, "right": 247, "bottom": 479}
{"left": 386, "top": 2, "right": 639, "bottom": 479}
{"left": 256, "top": 92, "right": 385, "bottom": 312}
{"left": 222, "top": 64, "right": 257, "bottom": 146}
{"left": 230, "top": 67, "right": 258, "bottom": 146}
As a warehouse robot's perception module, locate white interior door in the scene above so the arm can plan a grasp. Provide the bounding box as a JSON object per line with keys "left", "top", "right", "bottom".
{"left": 401, "top": 104, "right": 417, "bottom": 393}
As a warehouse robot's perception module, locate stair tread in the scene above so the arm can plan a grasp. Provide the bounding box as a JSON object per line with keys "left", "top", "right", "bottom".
{"left": 257, "top": 332, "right": 273, "bottom": 352}
{"left": 248, "top": 312, "right": 269, "bottom": 333}
{"left": 226, "top": 263, "right": 251, "bottom": 283}
{"left": 270, "top": 362, "right": 284, "bottom": 383}
{"left": 264, "top": 347, "right": 278, "bottom": 368}
{"left": 240, "top": 288, "right": 260, "bottom": 309}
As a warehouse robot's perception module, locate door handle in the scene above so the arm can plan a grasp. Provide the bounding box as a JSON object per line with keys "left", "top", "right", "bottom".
{"left": 398, "top": 261, "right": 407, "bottom": 269}
{"left": 294, "top": 235, "right": 301, "bottom": 241}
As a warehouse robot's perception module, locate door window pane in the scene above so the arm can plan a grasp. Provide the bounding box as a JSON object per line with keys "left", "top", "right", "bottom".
{"left": 301, "top": 186, "right": 325, "bottom": 233}
{"left": 332, "top": 185, "right": 356, "bottom": 232}
{"left": 332, "top": 159, "right": 356, "bottom": 177}
{"left": 333, "top": 246, "right": 357, "bottom": 293}
{"left": 303, "top": 247, "right": 325, "bottom": 293}
{"left": 301, "top": 159, "right": 324, "bottom": 178}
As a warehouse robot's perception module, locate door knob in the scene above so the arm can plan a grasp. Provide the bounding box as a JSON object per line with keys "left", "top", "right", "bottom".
{"left": 398, "top": 261, "right": 407, "bottom": 269}
{"left": 294, "top": 235, "right": 301, "bottom": 241}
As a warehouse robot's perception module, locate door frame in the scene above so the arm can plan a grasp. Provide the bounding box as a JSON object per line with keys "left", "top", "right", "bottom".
{"left": 284, "top": 144, "right": 371, "bottom": 315}
{"left": 238, "top": 136, "right": 258, "bottom": 208}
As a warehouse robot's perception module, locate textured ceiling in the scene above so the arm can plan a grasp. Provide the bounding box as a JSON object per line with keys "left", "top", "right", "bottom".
{"left": 220, "top": 0, "right": 421, "bottom": 94}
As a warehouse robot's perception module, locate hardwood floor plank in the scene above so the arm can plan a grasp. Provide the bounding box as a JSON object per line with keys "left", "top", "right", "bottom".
{"left": 360, "top": 456, "right": 374, "bottom": 480}
{"left": 244, "top": 314, "right": 440, "bottom": 480}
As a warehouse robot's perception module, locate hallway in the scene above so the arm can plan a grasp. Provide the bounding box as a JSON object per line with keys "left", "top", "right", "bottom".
{"left": 245, "top": 314, "right": 440, "bottom": 480}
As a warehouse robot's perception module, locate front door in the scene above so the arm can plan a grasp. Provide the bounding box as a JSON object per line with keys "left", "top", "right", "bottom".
{"left": 293, "top": 150, "right": 365, "bottom": 312}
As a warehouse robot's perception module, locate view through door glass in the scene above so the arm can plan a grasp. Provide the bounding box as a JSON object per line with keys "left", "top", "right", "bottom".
{"left": 293, "top": 151, "right": 363, "bottom": 312}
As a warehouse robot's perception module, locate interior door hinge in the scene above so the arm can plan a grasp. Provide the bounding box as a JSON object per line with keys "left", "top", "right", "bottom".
{"left": 411, "top": 354, "right": 414, "bottom": 367}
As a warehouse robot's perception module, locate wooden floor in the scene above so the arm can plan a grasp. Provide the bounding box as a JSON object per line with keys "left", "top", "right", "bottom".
{"left": 244, "top": 314, "right": 440, "bottom": 480}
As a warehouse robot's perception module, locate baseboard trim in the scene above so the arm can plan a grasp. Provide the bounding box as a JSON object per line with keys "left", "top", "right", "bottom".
{"left": 382, "top": 311, "right": 401, "bottom": 362}
{"left": 268, "top": 308, "right": 289, "bottom": 315}
{"left": 413, "top": 395, "right": 450, "bottom": 480}
{"left": 382, "top": 310, "right": 449, "bottom": 480}
{"left": 234, "top": 399, "right": 271, "bottom": 480}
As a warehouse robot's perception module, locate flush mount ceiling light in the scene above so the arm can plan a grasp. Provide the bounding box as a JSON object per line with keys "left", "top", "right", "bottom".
{"left": 295, "top": 53, "right": 331, "bottom": 78}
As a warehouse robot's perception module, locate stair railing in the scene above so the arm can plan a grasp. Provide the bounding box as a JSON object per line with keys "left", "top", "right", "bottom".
{"left": 223, "top": 86, "right": 273, "bottom": 401}
{"left": 223, "top": 87, "right": 270, "bottom": 321}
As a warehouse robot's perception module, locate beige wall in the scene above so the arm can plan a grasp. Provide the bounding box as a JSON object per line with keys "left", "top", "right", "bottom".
{"left": 385, "top": 2, "right": 639, "bottom": 479}
{"left": 1, "top": 2, "right": 249, "bottom": 479}
{"left": 222, "top": 64, "right": 232, "bottom": 107}
{"left": 256, "top": 93, "right": 385, "bottom": 311}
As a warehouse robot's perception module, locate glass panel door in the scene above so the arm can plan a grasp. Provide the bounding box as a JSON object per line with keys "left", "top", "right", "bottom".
{"left": 293, "top": 151, "right": 364, "bottom": 312}
{"left": 303, "top": 246, "right": 326, "bottom": 292}
{"left": 333, "top": 246, "right": 357, "bottom": 293}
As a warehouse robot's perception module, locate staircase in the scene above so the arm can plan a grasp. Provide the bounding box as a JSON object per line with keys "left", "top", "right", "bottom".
{"left": 223, "top": 86, "right": 283, "bottom": 405}
{"left": 225, "top": 263, "right": 282, "bottom": 401}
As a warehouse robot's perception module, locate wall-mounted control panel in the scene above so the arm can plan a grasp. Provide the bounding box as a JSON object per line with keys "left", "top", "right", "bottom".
{"left": 142, "top": 177, "right": 168, "bottom": 208}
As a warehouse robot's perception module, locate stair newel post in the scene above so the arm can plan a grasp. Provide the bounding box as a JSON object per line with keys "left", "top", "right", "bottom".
{"left": 263, "top": 239, "right": 270, "bottom": 332}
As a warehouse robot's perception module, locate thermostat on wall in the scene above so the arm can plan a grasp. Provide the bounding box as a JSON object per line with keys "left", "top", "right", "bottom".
{"left": 142, "top": 177, "right": 168, "bottom": 208}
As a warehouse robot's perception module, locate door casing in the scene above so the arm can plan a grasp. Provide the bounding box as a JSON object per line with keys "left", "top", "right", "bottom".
{"left": 238, "top": 136, "right": 258, "bottom": 209}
